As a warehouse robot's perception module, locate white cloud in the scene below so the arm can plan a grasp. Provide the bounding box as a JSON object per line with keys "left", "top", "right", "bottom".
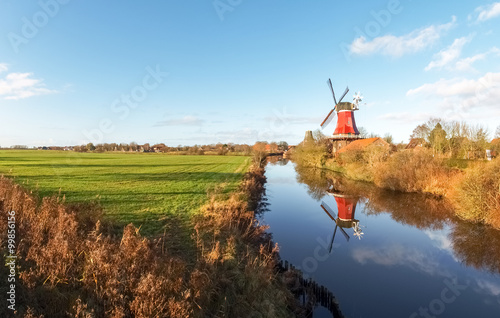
{"left": 408, "top": 77, "right": 478, "bottom": 97}
{"left": 406, "top": 72, "right": 500, "bottom": 121}
{"left": 469, "top": 2, "right": 500, "bottom": 23}
{"left": 407, "top": 72, "right": 500, "bottom": 99}
{"left": 0, "top": 64, "right": 57, "bottom": 100}
{"left": 475, "top": 279, "right": 500, "bottom": 296}
{"left": 378, "top": 112, "right": 433, "bottom": 123}
{"left": 262, "top": 114, "right": 322, "bottom": 125}
{"left": 352, "top": 244, "right": 448, "bottom": 276}
{"left": 454, "top": 47, "right": 500, "bottom": 72}
{"left": 350, "top": 16, "right": 456, "bottom": 57}
{"left": 0, "top": 63, "right": 8, "bottom": 73}
{"left": 154, "top": 115, "right": 204, "bottom": 127}
{"left": 425, "top": 36, "right": 473, "bottom": 71}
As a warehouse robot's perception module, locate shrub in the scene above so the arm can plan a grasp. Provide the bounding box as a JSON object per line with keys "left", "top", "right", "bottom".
{"left": 336, "top": 145, "right": 389, "bottom": 182}
{"left": 451, "top": 158, "right": 500, "bottom": 228}
{"left": 292, "top": 142, "right": 330, "bottom": 168}
{"left": 373, "top": 149, "right": 452, "bottom": 196}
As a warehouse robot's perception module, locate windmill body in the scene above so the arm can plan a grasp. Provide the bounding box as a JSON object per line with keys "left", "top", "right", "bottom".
{"left": 333, "top": 102, "right": 360, "bottom": 137}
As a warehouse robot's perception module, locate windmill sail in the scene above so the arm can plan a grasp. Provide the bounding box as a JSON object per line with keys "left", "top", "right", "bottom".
{"left": 329, "top": 225, "right": 338, "bottom": 253}
{"left": 320, "top": 108, "right": 336, "bottom": 129}
{"left": 321, "top": 201, "right": 337, "bottom": 220}
{"left": 338, "top": 86, "right": 349, "bottom": 103}
{"left": 339, "top": 226, "right": 350, "bottom": 242}
{"left": 327, "top": 79, "right": 337, "bottom": 105}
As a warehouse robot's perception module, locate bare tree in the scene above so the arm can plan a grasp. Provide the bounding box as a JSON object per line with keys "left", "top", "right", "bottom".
{"left": 129, "top": 142, "right": 138, "bottom": 151}
{"left": 358, "top": 127, "right": 369, "bottom": 139}
{"left": 383, "top": 133, "right": 394, "bottom": 145}
{"left": 252, "top": 142, "right": 268, "bottom": 166}
{"left": 410, "top": 124, "right": 430, "bottom": 140}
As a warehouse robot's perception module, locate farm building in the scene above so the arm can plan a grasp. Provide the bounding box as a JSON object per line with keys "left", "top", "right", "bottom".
{"left": 405, "top": 138, "right": 426, "bottom": 150}
{"left": 337, "top": 137, "right": 389, "bottom": 154}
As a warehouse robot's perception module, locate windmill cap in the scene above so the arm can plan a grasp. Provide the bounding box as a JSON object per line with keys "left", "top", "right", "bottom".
{"left": 336, "top": 102, "right": 357, "bottom": 111}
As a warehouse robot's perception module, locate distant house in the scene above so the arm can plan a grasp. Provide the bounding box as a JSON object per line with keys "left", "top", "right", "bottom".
{"left": 152, "top": 143, "right": 166, "bottom": 153}
{"left": 337, "top": 137, "right": 389, "bottom": 154}
{"left": 405, "top": 138, "right": 426, "bottom": 150}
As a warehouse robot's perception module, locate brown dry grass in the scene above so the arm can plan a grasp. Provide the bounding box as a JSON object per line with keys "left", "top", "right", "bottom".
{"left": 190, "top": 165, "right": 298, "bottom": 317}
{"left": 0, "top": 176, "right": 193, "bottom": 317}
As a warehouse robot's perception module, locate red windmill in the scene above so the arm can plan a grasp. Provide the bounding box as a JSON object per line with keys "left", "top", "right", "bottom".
{"left": 320, "top": 78, "right": 364, "bottom": 152}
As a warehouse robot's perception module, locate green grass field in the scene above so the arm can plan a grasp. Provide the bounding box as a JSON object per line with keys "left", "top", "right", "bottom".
{"left": 0, "top": 150, "right": 251, "bottom": 234}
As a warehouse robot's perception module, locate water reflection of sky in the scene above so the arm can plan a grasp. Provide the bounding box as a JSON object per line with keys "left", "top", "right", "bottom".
{"left": 262, "top": 161, "right": 500, "bottom": 318}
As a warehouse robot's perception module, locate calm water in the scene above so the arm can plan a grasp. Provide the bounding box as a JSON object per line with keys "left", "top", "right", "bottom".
{"left": 262, "top": 159, "right": 500, "bottom": 318}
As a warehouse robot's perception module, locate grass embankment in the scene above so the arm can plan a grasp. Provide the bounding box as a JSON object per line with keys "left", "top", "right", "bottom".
{"left": 0, "top": 151, "right": 300, "bottom": 317}
{"left": 291, "top": 142, "right": 500, "bottom": 229}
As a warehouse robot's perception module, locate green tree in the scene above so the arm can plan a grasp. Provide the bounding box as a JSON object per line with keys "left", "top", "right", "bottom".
{"left": 469, "top": 125, "right": 489, "bottom": 159}
{"left": 86, "top": 143, "right": 96, "bottom": 152}
{"left": 429, "top": 123, "right": 447, "bottom": 154}
{"left": 277, "top": 141, "right": 288, "bottom": 151}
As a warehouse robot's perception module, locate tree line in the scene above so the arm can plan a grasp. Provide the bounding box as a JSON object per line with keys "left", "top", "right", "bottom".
{"left": 72, "top": 141, "right": 289, "bottom": 156}
{"left": 410, "top": 119, "right": 499, "bottom": 159}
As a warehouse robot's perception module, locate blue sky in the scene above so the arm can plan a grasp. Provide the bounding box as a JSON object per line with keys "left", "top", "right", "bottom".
{"left": 0, "top": 0, "right": 499, "bottom": 147}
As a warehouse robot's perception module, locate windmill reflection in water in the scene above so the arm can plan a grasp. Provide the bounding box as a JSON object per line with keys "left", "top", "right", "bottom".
{"left": 321, "top": 188, "right": 363, "bottom": 253}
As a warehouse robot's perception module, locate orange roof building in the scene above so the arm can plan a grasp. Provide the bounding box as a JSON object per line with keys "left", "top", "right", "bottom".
{"left": 337, "top": 137, "right": 389, "bottom": 154}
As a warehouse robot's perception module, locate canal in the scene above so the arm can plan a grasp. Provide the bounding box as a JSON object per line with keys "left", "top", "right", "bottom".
{"left": 261, "top": 158, "right": 500, "bottom": 318}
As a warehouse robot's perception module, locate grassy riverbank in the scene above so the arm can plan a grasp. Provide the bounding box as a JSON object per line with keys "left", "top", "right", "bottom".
{"left": 291, "top": 140, "right": 500, "bottom": 229}
{"left": 0, "top": 151, "right": 300, "bottom": 317}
